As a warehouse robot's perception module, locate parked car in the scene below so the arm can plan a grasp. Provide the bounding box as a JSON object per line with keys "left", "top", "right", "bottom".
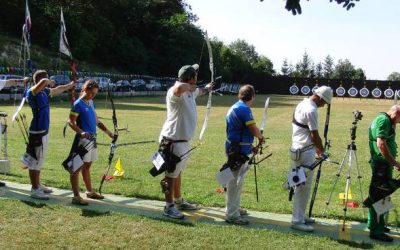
{"left": 50, "top": 75, "right": 71, "bottom": 87}
{"left": 146, "top": 80, "right": 162, "bottom": 91}
{"left": 0, "top": 74, "right": 25, "bottom": 93}
{"left": 81, "top": 77, "right": 115, "bottom": 91}
{"left": 115, "top": 80, "right": 133, "bottom": 92}
{"left": 131, "top": 79, "right": 146, "bottom": 91}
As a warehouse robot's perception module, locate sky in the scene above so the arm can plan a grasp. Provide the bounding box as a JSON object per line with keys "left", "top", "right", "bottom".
{"left": 186, "top": 0, "right": 400, "bottom": 80}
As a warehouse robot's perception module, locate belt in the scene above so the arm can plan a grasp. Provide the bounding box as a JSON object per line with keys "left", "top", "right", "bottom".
{"left": 291, "top": 144, "right": 314, "bottom": 153}
{"left": 162, "top": 136, "right": 187, "bottom": 143}
{"left": 226, "top": 139, "right": 252, "bottom": 146}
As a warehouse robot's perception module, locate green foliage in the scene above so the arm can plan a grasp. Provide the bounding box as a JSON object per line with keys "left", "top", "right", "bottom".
{"left": 387, "top": 72, "right": 400, "bottom": 81}
{"left": 0, "top": 0, "right": 275, "bottom": 82}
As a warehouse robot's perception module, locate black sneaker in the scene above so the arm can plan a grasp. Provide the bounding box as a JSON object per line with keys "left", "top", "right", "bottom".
{"left": 370, "top": 233, "right": 393, "bottom": 242}
{"left": 0, "top": 182, "right": 5, "bottom": 187}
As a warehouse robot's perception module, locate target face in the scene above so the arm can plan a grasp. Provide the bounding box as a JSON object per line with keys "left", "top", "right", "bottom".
{"left": 372, "top": 88, "right": 382, "bottom": 98}
{"left": 348, "top": 87, "right": 358, "bottom": 97}
{"left": 312, "top": 85, "right": 319, "bottom": 93}
{"left": 300, "top": 86, "right": 310, "bottom": 95}
{"left": 336, "top": 87, "right": 346, "bottom": 97}
{"left": 396, "top": 90, "right": 400, "bottom": 98}
{"left": 359, "top": 87, "right": 369, "bottom": 98}
{"left": 384, "top": 88, "right": 394, "bottom": 98}
{"left": 289, "top": 85, "right": 299, "bottom": 95}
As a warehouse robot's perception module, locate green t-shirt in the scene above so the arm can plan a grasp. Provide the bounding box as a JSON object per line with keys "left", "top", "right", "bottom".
{"left": 369, "top": 112, "right": 397, "bottom": 163}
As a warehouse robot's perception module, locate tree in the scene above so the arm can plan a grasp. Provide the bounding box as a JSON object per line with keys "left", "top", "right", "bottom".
{"left": 388, "top": 72, "right": 400, "bottom": 81}
{"left": 281, "top": 58, "right": 290, "bottom": 76}
{"left": 323, "top": 55, "right": 335, "bottom": 79}
{"left": 354, "top": 68, "right": 366, "bottom": 81}
{"left": 260, "top": 0, "right": 360, "bottom": 15}
{"left": 229, "top": 39, "right": 259, "bottom": 65}
{"left": 253, "top": 55, "right": 275, "bottom": 76}
{"left": 315, "top": 62, "right": 323, "bottom": 78}
{"left": 295, "top": 50, "right": 313, "bottom": 78}
{"left": 333, "top": 59, "right": 356, "bottom": 79}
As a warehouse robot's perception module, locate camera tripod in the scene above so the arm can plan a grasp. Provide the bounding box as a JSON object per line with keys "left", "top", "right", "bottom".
{"left": 323, "top": 113, "right": 365, "bottom": 231}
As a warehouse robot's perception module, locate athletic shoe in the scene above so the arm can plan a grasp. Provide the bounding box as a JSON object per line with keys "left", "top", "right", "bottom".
{"left": 86, "top": 192, "right": 104, "bottom": 200}
{"left": 176, "top": 199, "right": 197, "bottom": 210}
{"left": 239, "top": 208, "right": 248, "bottom": 216}
{"left": 39, "top": 185, "right": 53, "bottom": 194}
{"left": 0, "top": 181, "right": 5, "bottom": 187}
{"left": 226, "top": 216, "right": 250, "bottom": 225}
{"left": 370, "top": 233, "right": 393, "bottom": 242}
{"left": 305, "top": 217, "right": 315, "bottom": 224}
{"left": 291, "top": 223, "right": 314, "bottom": 232}
{"left": 163, "top": 204, "right": 184, "bottom": 219}
{"left": 72, "top": 196, "right": 89, "bottom": 206}
{"left": 31, "top": 188, "right": 49, "bottom": 200}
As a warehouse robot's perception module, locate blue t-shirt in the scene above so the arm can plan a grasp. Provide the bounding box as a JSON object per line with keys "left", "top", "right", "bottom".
{"left": 70, "top": 99, "right": 97, "bottom": 134}
{"left": 27, "top": 88, "right": 51, "bottom": 132}
{"left": 225, "top": 100, "right": 255, "bottom": 155}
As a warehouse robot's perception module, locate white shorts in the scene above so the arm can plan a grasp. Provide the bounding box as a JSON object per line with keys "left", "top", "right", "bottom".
{"left": 165, "top": 142, "right": 190, "bottom": 178}
{"left": 78, "top": 138, "right": 98, "bottom": 163}
{"left": 22, "top": 133, "right": 49, "bottom": 171}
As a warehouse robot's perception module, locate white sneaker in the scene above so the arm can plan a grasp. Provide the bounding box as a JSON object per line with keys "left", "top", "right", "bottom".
{"left": 291, "top": 223, "right": 314, "bottom": 232}
{"left": 163, "top": 204, "right": 184, "bottom": 219}
{"left": 31, "top": 188, "right": 49, "bottom": 200}
{"left": 39, "top": 185, "right": 53, "bottom": 194}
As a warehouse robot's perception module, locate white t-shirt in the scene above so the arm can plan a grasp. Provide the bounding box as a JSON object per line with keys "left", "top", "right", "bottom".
{"left": 291, "top": 98, "right": 318, "bottom": 149}
{"left": 159, "top": 81, "right": 199, "bottom": 141}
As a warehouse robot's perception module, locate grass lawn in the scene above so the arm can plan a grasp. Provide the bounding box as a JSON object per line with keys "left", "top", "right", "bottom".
{"left": 0, "top": 199, "right": 397, "bottom": 249}
{"left": 1, "top": 94, "right": 399, "bottom": 227}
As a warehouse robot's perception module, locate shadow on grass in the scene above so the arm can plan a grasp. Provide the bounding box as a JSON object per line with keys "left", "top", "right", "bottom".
{"left": 21, "top": 200, "right": 47, "bottom": 208}
{"left": 337, "top": 240, "right": 373, "bottom": 249}
{"left": 81, "top": 209, "right": 111, "bottom": 217}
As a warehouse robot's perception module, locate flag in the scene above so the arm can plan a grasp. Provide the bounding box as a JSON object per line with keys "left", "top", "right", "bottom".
{"left": 22, "top": 0, "right": 32, "bottom": 47}
{"left": 59, "top": 8, "right": 72, "bottom": 58}
{"left": 113, "top": 158, "right": 125, "bottom": 178}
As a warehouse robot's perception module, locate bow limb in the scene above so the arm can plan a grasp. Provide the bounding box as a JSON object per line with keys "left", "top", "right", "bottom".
{"left": 198, "top": 32, "right": 214, "bottom": 142}
{"left": 99, "top": 89, "right": 119, "bottom": 194}
{"left": 323, "top": 104, "right": 331, "bottom": 151}
{"left": 308, "top": 103, "right": 331, "bottom": 218}
{"left": 260, "top": 97, "right": 270, "bottom": 135}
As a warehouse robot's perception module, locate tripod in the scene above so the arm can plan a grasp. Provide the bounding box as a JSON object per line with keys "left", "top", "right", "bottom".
{"left": 323, "top": 112, "right": 365, "bottom": 231}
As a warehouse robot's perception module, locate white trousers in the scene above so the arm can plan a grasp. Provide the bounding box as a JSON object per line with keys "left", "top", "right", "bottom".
{"left": 225, "top": 167, "right": 244, "bottom": 219}
{"left": 290, "top": 148, "right": 315, "bottom": 224}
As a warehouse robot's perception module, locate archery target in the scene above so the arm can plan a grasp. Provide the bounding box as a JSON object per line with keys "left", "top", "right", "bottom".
{"left": 372, "top": 88, "right": 382, "bottom": 98}
{"left": 289, "top": 84, "right": 299, "bottom": 95}
{"left": 396, "top": 90, "right": 400, "bottom": 98}
{"left": 312, "top": 85, "right": 319, "bottom": 93}
{"left": 359, "top": 87, "right": 369, "bottom": 98}
{"left": 348, "top": 87, "right": 358, "bottom": 97}
{"left": 300, "top": 86, "right": 310, "bottom": 95}
{"left": 384, "top": 88, "right": 394, "bottom": 98}
{"left": 336, "top": 86, "right": 346, "bottom": 97}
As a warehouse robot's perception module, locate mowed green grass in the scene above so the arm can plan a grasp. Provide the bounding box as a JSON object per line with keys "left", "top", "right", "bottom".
{"left": 1, "top": 94, "right": 400, "bottom": 226}
{"left": 3, "top": 199, "right": 397, "bottom": 250}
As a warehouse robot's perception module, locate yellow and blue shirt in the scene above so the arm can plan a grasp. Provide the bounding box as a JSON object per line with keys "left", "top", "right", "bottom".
{"left": 225, "top": 100, "right": 255, "bottom": 155}
{"left": 70, "top": 99, "right": 97, "bottom": 134}
{"left": 27, "top": 88, "right": 51, "bottom": 132}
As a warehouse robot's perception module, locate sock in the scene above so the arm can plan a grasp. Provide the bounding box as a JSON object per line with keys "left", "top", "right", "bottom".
{"left": 174, "top": 197, "right": 183, "bottom": 204}
{"left": 166, "top": 202, "right": 174, "bottom": 207}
